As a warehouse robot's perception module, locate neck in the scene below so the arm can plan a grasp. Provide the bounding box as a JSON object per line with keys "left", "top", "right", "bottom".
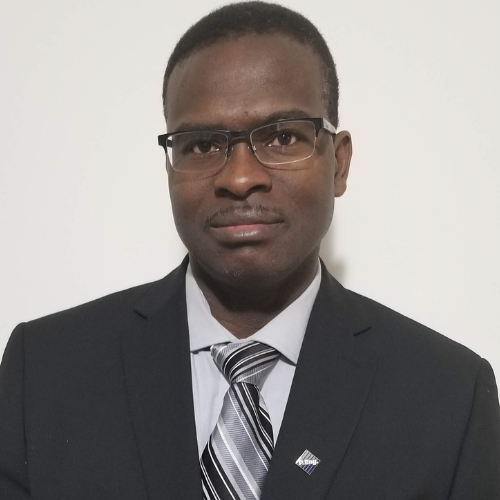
{"left": 190, "top": 254, "right": 319, "bottom": 339}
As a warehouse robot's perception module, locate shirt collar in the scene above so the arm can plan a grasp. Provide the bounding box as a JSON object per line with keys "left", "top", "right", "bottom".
{"left": 186, "top": 262, "right": 321, "bottom": 364}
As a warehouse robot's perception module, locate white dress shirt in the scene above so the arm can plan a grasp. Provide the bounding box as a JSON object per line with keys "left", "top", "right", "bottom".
{"left": 186, "top": 262, "right": 321, "bottom": 456}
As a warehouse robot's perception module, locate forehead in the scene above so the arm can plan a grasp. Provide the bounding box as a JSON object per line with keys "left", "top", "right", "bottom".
{"left": 166, "top": 33, "right": 326, "bottom": 131}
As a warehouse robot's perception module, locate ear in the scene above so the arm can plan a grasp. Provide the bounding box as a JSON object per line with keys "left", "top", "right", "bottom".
{"left": 333, "top": 131, "right": 352, "bottom": 197}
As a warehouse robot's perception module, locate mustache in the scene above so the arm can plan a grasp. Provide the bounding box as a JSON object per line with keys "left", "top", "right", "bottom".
{"left": 204, "top": 205, "right": 286, "bottom": 227}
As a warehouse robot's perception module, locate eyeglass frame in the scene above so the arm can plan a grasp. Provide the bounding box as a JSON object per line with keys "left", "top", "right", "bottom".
{"left": 157, "top": 117, "right": 337, "bottom": 171}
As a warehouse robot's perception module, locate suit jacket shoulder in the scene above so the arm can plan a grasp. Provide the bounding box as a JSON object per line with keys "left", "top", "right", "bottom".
{"left": 18, "top": 260, "right": 188, "bottom": 347}
{"left": 347, "top": 286, "right": 483, "bottom": 375}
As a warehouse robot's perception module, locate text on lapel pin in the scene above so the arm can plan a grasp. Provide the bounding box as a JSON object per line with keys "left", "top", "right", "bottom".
{"left": 295, "top": 449, "right": 321, "bottom": 475}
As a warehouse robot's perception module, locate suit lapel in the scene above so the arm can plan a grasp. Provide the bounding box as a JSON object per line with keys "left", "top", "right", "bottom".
{"left": 262, "top": 266, "right": 378, "bottom": 500}
{"left": 121, "top": 260, "right": 202, "bottom": 500}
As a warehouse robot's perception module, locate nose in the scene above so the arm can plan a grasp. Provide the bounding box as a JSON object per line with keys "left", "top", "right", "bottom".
{"left": 213, "top": 142, "right": 272, "bottom": 199}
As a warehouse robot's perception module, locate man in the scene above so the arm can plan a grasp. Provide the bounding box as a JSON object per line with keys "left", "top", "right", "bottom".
{"left": 1, "top": 2, "right": 499, "bottom": 499}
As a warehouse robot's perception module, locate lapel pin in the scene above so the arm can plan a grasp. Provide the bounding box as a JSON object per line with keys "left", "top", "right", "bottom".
{"left": 295, "top": 449, "right": 321, "bottom": 475}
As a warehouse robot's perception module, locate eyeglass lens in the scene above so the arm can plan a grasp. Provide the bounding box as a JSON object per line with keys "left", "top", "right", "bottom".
{"left": 167, "top": 120, "right": 317, "bottom": 172}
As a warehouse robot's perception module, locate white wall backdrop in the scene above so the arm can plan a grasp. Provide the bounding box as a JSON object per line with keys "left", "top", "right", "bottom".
{"left": 1, "top": 0, "right": 499, "bottom": 380}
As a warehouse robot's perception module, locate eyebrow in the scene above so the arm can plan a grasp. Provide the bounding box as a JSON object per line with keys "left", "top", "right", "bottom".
{"left": 171, "top": 109, "right": 314, "bottom": 133}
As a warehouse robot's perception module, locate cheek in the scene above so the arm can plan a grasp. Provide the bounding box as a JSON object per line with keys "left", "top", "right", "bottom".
{"left": 309, "top": 177, "right": 335, "bottom": 236}
{"left": 310, "top": 153, "right": 336, "bottom": 222}
{"left": 168, "top": 175, "right": 206, "bottom": 231}
{"left": 279, "top": 161, "right": 335, "bottom": 223}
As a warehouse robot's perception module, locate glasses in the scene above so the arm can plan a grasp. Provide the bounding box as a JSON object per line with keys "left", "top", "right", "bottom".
{"left": 158, "top": 117, "right": 336, "bottom": 173}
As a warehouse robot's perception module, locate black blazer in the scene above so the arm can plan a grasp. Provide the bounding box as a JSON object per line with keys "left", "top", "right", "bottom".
{"left": 1, "top": 259, "right": 499, "bottom": 499}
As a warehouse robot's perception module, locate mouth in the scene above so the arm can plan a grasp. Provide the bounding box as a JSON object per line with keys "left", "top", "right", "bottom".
{"left": 206, "top": 206, "right": 285, "bottom": 244}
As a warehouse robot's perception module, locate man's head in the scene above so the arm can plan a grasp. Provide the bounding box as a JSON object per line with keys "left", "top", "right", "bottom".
{"left": 162, "top": 2, "right": 352, "bottom": 292}
{"left": 162, "top": 1, "right": 339, "bottom": 127}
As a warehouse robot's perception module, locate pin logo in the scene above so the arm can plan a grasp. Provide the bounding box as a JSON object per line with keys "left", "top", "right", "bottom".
{"left": 295, "top": 449, "right": 320, "bottom": 475}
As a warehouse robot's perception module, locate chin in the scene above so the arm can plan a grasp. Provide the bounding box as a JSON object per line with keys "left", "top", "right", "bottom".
{"left": 220, "top": 258, "right": 283, "bottom": 284}
{"left": 219, "top": 255, "right": 314, "bottom": 292}
{"left": 223, "top": 262, "right": 281, "bottom": 280}
{"left": 192, "top": 247, "right": 281, "bottom": 284}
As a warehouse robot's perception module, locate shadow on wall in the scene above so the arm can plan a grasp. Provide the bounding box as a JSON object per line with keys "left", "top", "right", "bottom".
{"left": 320, "top": 223, "right": 346, "bottom": 284}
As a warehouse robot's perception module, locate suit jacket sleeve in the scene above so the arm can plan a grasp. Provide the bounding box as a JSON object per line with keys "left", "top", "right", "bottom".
{"left": 448, "top": 358, "right": 500, "bottom": 499}
{"left": 0, "top": 324, "right": 30, "bottom": 499}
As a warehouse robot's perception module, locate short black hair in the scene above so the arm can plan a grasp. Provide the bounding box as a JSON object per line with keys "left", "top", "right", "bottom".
{"left": 162, "top": 1, "right": 339, "bottom": 126}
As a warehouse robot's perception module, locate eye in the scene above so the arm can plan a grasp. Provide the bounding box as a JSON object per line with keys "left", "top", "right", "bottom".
{"left": 192, "top": 141, "right": 221, "bottom": 155}
{"left": 268, "top": 131, "right": 297, "bottom": 147}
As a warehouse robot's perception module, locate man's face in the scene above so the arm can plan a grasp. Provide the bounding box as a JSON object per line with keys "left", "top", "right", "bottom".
{"left": 166, "top": 33, "right": 350, "bottom": 287}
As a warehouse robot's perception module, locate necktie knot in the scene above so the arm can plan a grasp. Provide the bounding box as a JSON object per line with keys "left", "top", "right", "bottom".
{"left": 211, "top": 340, "right": 280, "bottom": 386}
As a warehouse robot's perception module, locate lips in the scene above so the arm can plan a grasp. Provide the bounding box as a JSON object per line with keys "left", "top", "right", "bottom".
{"left": 206, "top": 206, "right": 285, "bottom": 228}
{"left": 206, "top": 206, "right": 286, "bottom": 244}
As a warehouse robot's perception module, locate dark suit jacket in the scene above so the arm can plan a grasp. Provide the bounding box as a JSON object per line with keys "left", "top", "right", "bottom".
{"left": 1, "top": 259, "right": 499, "bottom": 499}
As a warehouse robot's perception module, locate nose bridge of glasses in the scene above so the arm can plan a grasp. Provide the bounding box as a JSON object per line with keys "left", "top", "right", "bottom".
{"left": 227, "top": 130, "right": 256, "bottom": 156}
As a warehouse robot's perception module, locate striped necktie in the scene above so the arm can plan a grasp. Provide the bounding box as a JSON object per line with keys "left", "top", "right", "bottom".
{"left": 200, "top": 341, "right": 280, "bottom": 500}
